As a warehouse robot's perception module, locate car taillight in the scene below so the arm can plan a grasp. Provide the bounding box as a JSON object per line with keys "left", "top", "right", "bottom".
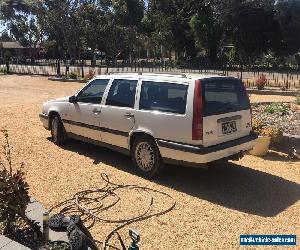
{"left": 192, "top": 79, "right": 203, "bottom": 140}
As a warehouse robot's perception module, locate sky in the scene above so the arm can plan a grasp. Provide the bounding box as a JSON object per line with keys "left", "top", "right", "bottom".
{"left": 0, "top": 21, "right": 7, "bottom": 33}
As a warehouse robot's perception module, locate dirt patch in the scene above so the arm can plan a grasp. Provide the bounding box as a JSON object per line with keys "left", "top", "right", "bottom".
{"left": 0, "top": 75, "right": 299, "bottom": 249}
{"left": 249, "top": 93, "right": 296, "bottom": 103}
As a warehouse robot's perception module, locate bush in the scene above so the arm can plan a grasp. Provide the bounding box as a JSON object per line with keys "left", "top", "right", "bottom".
{"left": 263, "top": 103, "right": 289, "bottom": 115}
{"left": 252, "top": 118, "right": 283, "bottom": 143}
{"left": 0, "top": 130, "right": 30, "bottom": 234}
{"left": 255, "top": 74, "right": 267, "bottom": 90}
{"left": 259, "top": 127, "right": 283, "bottom": 141}
{"left": 295, "top": 92, "right": 300, "bottom": 105}
{"left": 0, "top": 68, "right": 7, "bottom": 74}
{"left": 69, "top": 72, "right": 78, "bottom": 79}
{"left": 85, "top": 69, "right": 95, "bottom": 80}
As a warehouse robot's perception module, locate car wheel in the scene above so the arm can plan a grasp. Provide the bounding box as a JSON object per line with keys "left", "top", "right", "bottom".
{"left": 131, "top": 135, "right": 164, "bottom": 178}
{"left": 51, "top": 115, "right": 66, "bottom": 145}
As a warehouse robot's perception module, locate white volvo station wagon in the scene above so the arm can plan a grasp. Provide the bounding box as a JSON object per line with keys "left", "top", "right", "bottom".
{"left": 39, "top": 73, "right": 257, "bottom": 177}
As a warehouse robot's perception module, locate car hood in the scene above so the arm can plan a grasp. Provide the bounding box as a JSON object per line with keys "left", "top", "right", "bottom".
{"left": 47, "top": 96, "right": 70, "bottom": 103}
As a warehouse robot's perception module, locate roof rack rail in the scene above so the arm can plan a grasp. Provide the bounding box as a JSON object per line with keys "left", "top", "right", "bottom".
{"left": 107, "top": 72, "right": 187, "bottom": 78}
{"left": 107, "top": 72, "right": 142, "bottom": 75}
{"left": 147, "top": 72, "right": 187, "bottom": 78}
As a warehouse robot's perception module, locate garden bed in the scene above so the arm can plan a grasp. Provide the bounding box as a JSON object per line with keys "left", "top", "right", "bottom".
{"left": 252, "top": 102, "right": 300, "bottom": 136}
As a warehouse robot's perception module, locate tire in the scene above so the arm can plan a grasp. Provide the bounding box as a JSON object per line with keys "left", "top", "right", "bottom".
{"left": 131, "top": 135, "right": 164, "bottom": 178}
{"left": 51, "top": 115, "right": 66, "bottom": 145}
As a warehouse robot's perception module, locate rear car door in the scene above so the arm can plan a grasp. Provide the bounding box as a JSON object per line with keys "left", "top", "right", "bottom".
{"left": 201, "top": 78, "right": 251, "bottom": 147}
{"left": 99, "top": 78, "right": 138, "bottom": 148}
{"left": 134, "top": 79, "right": 191, "bottom": 144}
{"left": 67, "top": 78, "right": 110, "bottom": 140}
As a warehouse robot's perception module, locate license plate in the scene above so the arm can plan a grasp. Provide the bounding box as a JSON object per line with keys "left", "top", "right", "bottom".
{"left": 222, "top": 121, "right": 237, "bottom": 134}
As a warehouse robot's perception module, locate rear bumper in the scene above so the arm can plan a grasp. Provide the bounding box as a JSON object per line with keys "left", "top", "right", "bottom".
{"left": 39, "top": 113, "right": 49, "bottom": 130}
{"left": 157, "top": 132, "right": 258, "bottom": 165}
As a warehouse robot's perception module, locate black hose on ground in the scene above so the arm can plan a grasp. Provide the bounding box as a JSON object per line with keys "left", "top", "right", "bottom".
{"left": 49, "top": 173, "right": 176, "bottom": 250}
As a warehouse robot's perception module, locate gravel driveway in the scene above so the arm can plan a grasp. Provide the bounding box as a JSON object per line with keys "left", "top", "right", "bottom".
{"left": 0, "top": 75, "right": 299, "bottom": 249}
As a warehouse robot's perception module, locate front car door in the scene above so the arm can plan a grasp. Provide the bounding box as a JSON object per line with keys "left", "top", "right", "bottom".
{"left": 66, "top": 78, "right": 110, "bottom": 140}
{"left": 99, "top": 78, "right": 138, "bottom": 149}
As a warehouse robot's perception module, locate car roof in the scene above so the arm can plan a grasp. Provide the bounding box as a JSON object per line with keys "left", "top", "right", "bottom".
{"left": 94, "top": 73, "right": 235, "bottom": 83}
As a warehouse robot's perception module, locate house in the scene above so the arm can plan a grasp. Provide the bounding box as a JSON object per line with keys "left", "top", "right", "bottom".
{"left": 0, "top": 41, "right": 43, "bottom": 62}
{"left": 0, "top": 41, "right": 26, "bottom": 60}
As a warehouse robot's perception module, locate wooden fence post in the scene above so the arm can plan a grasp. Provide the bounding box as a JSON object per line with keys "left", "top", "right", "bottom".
{"left": 5, "top": 60, "right": 9, "bottom": 74}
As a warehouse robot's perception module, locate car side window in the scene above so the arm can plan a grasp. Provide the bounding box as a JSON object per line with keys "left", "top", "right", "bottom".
{"left": 106, "top": 79, "right": 138, "bottom": 108}
{"left": 76, "top": 79, "right": 110, "bottom": 104}
{"left": 140, "top": 81, "right": 188, "bottom": 114}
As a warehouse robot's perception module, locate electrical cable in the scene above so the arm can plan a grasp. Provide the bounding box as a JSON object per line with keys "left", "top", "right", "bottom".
{"left": 49, "top": 173, "right": 176, "bottom": 250}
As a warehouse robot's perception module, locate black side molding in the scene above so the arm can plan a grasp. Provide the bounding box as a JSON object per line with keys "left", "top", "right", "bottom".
{"left": 62, "top": 119, "right": 128, "bottom": 137}
{"left": 67, "top": 132, "right": 130, "bottom": 156}
{"left": 157, "top": 132, "right": 258, "bottom": 155}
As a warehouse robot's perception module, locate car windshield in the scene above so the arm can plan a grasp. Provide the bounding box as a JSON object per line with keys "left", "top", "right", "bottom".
{"left": 201, "top": 78, "right": 250, "bottom": 116}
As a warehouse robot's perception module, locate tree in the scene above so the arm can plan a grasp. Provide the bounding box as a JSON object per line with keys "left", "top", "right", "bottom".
{"left": 41, "top": 0, "right": 83, "bottom": 60}
{"left": 0, "top": 0, "right": 32, "bottom": 20}
{"left": 113, "top": 0, "right": 144, "bottom": 27}
{"left": 77, "top": 3, "right": 105, "bottom": 65}
{"left": 219, "top": 0, "right": 279, "bottom": 65}
{"left": 275, "top": 0, "right": 300, "bottom": 56}
{"left": 0, "top": 1, "right": 45, "bottom": 60}
{"left": 0, "top": 31, "right": 12, "bottom": 42}
{"left": 190, "top": 3, "right": 222, "bottom": 62}
{"left": 8, "top": 16, "right": 45, "bottom": 60}
{"left": 143, "top": 0, "right": 194, "bottom": 61}
{"left": 111, "top": 0, "right": 145, "bottom": 62}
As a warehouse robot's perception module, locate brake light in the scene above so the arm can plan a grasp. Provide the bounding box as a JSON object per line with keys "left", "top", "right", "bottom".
{"left": 192, "top": 79, "right": 203, "bottom": 140}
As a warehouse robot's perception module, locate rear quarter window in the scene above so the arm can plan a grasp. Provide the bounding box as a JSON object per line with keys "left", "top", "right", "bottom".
{"left": 140, "top": 81, "right": 188, "bottom": 114}
{"left": 201, "top": 78, "right": 250, "bottom": 116}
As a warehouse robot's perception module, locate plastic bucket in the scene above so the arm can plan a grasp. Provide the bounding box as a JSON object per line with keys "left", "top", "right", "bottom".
{"left": 249, "top": 136, "right": 271, "bottom": 156}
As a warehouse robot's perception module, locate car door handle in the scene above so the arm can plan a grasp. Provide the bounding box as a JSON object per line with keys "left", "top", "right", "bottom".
{"left": 124, "top": 112, "right": 134, "bottom": 118}
{"left": 92, "top": 109, "right": 101, "bottom": 114}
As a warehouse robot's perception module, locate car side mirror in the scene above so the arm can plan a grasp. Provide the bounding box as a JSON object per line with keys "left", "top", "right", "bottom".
{"left": 69, "top": 95, "right": 77, "bottom": 104}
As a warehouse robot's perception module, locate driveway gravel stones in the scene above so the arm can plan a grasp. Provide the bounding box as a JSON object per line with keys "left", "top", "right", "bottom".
{"left": 0, "top": 75, "right": 299, "bottom": 250}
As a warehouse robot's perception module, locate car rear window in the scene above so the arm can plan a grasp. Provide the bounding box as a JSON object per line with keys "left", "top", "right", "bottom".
{"left": 201, "top": 78, "right": 250, "bottom": 116}
{"left": 140, "top": 81, "right": 188, "bottom": 114}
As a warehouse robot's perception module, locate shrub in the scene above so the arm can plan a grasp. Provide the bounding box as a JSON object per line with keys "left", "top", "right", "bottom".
{"left": 0, "top": 129, "right": 30, "bottom": 234}
{"left": 263, "top": 103, "right": 289, "bottom": 115}
{"left": 69, "top": 72, "right": 78, "bottom": 79}
{"left": 252, "top": 118, "right": 283, "bottom": 143}
{"left": 295, "top": 92, "right": 300, "bottom": 105}
{"left": 85, "top": 69, "right": 95, "bottom": 80}
{"left": 0, "top": 68, "right": 7, "bottom": 74}
{"left": 263, "top": 104, "right": 276, "bottom": 114}
{"left": 255, "top": 74, "right": 267, "bottom": 90}
{"left": 259, "top": 127, "right": 283, "bottom": 140}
